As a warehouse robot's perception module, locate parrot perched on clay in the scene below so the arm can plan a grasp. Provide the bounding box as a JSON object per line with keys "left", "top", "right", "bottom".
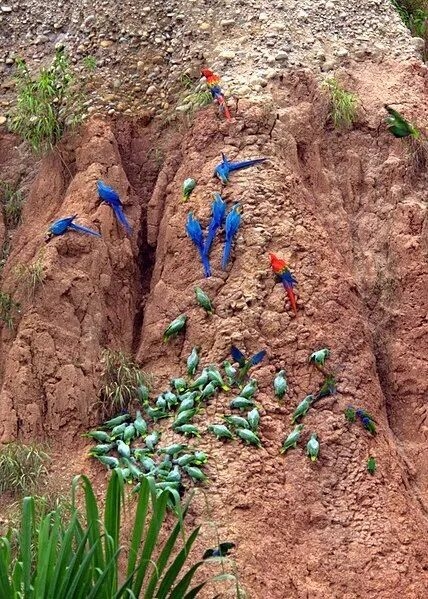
{"left": 45, "top": 215, "right": 101, "bottom": 241}
{"left": 313, "top": 374, "right": 336, "bottom": 401}
{"left": 291, "top": 395, "right": 314, "bottom": 423}
{"left": 274, "top": 370, "right": 288, "bottom": 399}
{"left": 281, "top": 424, "right": 304, "bottom": 454}
{"left": 163, "top": 314, "right": 187, "bottom": 342}
{"left": 222, "top": 203, "right": 242, "bottom": 270}
{"left": 306, "top": 433, "right": 320, "bottom": 462}
{"left": 308, "top": 348, "right": 330, "bottom": 368}
{"left": 186, "top": 212, "right": 211, "bottom": 277}
{"left": 194, "top": 287, "right": 214, "bottom": 314}
{"left": 214, "top": 153, "right": 267, "bottom": 184}
{"left": 384, "top": 105, "right": 420, "bottom": 139}
{"left": 182, "top": 178, "right": 196, "bottom": 201}
{"left": 201, "top": 68, "right": 232, "bottom": 121}
{"left": 97, "top": 180, "right": 132, "bottom": 235}
{"left": 269, "top": 252, "right": 298, "bottom": 315}
{"left": 230, "top": 345, "right": 266, "bottom": 382}
{"left": 356, "top": 408, "right": 377, "bottom": 435}
{"left": 204, "top": 193, "right": 226, "bottom": 259}
{"left": 203, "top": 542, "right": 235, "bottom": 560}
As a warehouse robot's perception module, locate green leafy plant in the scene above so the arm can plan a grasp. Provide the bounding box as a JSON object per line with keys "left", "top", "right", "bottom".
{"left": 391, "top": 1, "right": 428, "bottom": 54}
{"left": 0, "top": 291, "right": 20, "bottom": 328}
{"left": 82, "top": 55, "right": 97, "bottom": 71}
{"left": 323, "top": 77, "right": 358, "bottom": 129}
{"left": 100, "top": 349, "right": 152, "bottom": 417}
{"left": 0, "top": 240, "right": 11, "bottom": 274}
{"left": 1, "top": 182, "right": 24, "bottom": 228}
{"left": 9, "top": 48, "right": 84, "bottom": 154}
{"left": 14, "top": 254, "right": 46, "bottom": 298}
{"left": 0, "top": 443, "right": 49, "bottom": 496}
{"left": 0, "top": 472, "right": 210, "bottom": 598}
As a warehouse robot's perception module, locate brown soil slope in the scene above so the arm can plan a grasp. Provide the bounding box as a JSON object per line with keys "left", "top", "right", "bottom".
{"left": 0, "top": 61, "right": 428, "bottom": 597}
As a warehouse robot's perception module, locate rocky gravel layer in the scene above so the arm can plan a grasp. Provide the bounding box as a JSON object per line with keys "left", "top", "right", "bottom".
{"left": 0, "top": 0, "right": 423, "bottom": 119}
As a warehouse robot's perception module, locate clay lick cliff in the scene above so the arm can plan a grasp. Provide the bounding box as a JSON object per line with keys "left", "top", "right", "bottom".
{"left": 1, "top": 21, "right": 428, "bottom": 599}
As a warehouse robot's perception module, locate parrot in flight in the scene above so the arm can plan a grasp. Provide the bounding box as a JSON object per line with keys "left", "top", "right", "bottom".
{"left": 384, "top": 105, "right": 420, "bottom": 139}
{"left": 214, "top": 153, "right": 267, "bottom": 184}
{"left": 201, "top": 68, "right": 232, "bottom": 121}
{"left": 45, "top": 215, "right": 101, "bottom": 241}
{"left": 222, "top": 203, "right": 242, "bottom": 270}
{"left": 186, "top": 212, "right": 211, "bottom": 277}
{"left": 204, "top": 193, "right": 226, "bottom": 259}
{"left": 97, "top": 180, "right": 132, "bottom": 235}
{"left": 230, "top": 345, "right": 266, "bottom": 382}
{"left": 269, "top": 252, "right": 298, "bottom": 315}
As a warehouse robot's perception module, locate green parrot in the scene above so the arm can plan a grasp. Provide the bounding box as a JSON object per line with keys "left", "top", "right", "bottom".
{"left": 306, "top": 433, "right": 319, "bottom": 461}
{"left": 182, "top": 178, "right": 196, "bottom": 201}
{"left": 291, "top": 395, "right": 314, "bottom": 423}
{"left": 236, "top": 428, "right": 261, "bottom": 447}
{"left": 224, "top": 415, "right": 250, "bottom": 429}
{"left": 96, "top": 455, "right": 119, "bottom": 469}
{"left": 274, "top": 370, "right": 288, "bottom": 399}
{"left": 145, "top": 431, "right": 160, "bottom": 451}
{"left": 159, "top": 443, "right": 187, "bottom": 456}
{"left": 207, "top": 365, "right": 229, "bottom": 390}
{"left": 281, "top": 424, "right": 304, "bottom": 454}
{"left": 163, "top": 314, "right": 187, "bottom": 342}
{"left": 208, "top": 424, "right": 234, "bottom": 440}
{"left": 88, "top": 443, "right": 115, "bottom": 456}
{"left": 384, "top": 105, "right": 420, "bottom": 139}
{"left": 174, "top": 424, "right": 200, "bottom": 437}
{"left": 223, "top": 360, "right": 237, "bottom": 385}
{"left": 133, "top": 411, "right": 148, "bottom": 436}
{"left": 117, "top": 439, "right": 131, "bottom": 459}
{"left": 84, "top": 430, "right": 111, "bottom": 443}
{"left": 190, "top": 368, "right": 210, "bottom": 389}
{"left": 172, "top": 408, "right": 197, "bottom": 428}
{"left": 309, "top": 348, "right": 330, "bottom": 367}
{"left": 123, "top": 423, "right": 136, "bottom": 444}
{"left": 247, "top": 407, "right": 260, "bottom": 431}
{"left": 240, "top": 379, "right": 257, "bottom": 399}
{"left": 102, "top": 413, "right": 130, "bottom": 429}
{"left": 187, "top": 346, "right": 200, "bottom": 376}
{"left": 229, "top": 396, "right": 255, "bottom": 410}
{"left": 184, "top": 465, "right": 206, "bottom": 482}
{"left": 195, "top": 287, "right": 213, "bottom": 314}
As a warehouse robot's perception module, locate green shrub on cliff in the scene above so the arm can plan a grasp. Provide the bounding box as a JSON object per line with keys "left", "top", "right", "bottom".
{"left": 0, "top": 443, "right": 49, "bottom": 496}
{"left": 323, "top": 77, "right": 358, "bottom": 129}
{"left": 0, "top": 472, "right": 209, "bottom": 598}
{"left": 9, "top": 48, "right": 83, "bottom": 154}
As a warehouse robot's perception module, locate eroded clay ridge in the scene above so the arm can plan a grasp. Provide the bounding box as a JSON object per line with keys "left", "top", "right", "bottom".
{"left": 0, "top": 62, "right": 428, "bottom": 596}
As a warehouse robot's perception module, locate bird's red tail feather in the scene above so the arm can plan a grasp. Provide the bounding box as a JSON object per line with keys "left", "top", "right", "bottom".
{"left": 284, "top": 284, "right": 298, "bottom": 315}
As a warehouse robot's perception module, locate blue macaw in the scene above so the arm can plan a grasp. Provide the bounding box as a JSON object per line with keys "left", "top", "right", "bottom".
{"left": 214, "top": 153, "right": 267, "bottom": 184}
{"left": 230, "top": 345, "right": 266, "bottom": 382}
{"left": 221, "top": 203, "right": 241, "bottom": 270}
{"left": 45, "top": 215, "right": 101, "bottom": 242}
{"left": 203, "top": 193, "right": 226, "bottom": 259}
{"left": 97, "top": 180, "right": 132, "bottom": 235}
{"left": 186, "top": 212, "right": 211, "bottom": 277}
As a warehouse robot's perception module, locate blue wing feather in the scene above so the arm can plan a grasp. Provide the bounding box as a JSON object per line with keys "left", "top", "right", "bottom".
{"left": 69, "top": 222, "right": 102, "bottom": 237}
{"left": 112, "top": 204, "right": 132, "bottom": 235}
{"left": 230, "top": 345, "right": 246, "bottom": 366}
{"left": 228, "top": 158, "right": 267, "bottom": 172}
{"left": 250, "top": 350, "right": 266, "bottom": 366}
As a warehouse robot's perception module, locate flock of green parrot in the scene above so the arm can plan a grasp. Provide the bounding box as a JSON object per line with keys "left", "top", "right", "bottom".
{"left": 83, "top": 69, "right": 401, "bottom": 495}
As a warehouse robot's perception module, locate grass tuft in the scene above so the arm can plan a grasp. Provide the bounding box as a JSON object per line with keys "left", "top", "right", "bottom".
{"left": 0, "top": 443, "right": 49, "bottom": 496}
{"left": 14, "top": 254, "right": 46, "bottom": 299}
{"left": 9, "top": 48, "right": 84, "bottom": 154}
{"left": 99, "top": 349, "right": 152, "bottom": 417}
{"left": 323, "top": 77, "right": 358, "bottom": 129}
{"left": 0, "top": 291, "right": 20, "bottom": 328}
{"left": 82, "top": 55, "right": 97, "bottom": 71}
{"left": 1, "top": 182, "right": 24, "bottom": 228}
